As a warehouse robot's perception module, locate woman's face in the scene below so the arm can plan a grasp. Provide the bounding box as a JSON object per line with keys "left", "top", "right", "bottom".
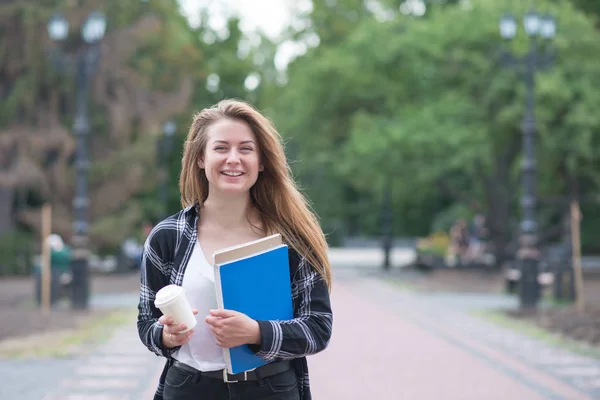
{"left": 199, "top": 118, "right": 263, "bottom": 196}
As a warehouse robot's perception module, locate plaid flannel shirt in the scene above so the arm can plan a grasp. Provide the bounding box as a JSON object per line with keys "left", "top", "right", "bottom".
{"left": 137, "top": 204, "right": 333, "bottom": 400}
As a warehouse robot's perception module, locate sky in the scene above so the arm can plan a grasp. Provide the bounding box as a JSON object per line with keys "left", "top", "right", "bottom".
{"left": 178, "top": 0, "right": 312, "bottom": 71}
{"left": 178, "top": 1, "right": 430, "bottom": 39}
{"left": 179, "top": 0, "right": 295, "bottom": 39}
{"left": 176, "top": 0, "right": 429, "bottom": 72}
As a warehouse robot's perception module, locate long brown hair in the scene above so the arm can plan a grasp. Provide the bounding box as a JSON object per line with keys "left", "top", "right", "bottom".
{"left": 179, "top": 99, "right": 332, "bottom": 290}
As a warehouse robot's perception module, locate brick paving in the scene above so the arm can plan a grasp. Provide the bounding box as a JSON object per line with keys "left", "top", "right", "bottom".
{"left": 367, "top": 279, "right": 600, "bottom": 398}
{"left": 41, "top": 324, "right": 164, "bottom": 400}
{"left": 308, "top": 286, "right": 545, "bottom": 399}
{"left": 4, "top": 262, "right": 600, "bottom": 399}
{"left": 308, "top": 268, "right": 599, "bottom": 399}
{"left": 0, "top": 358, "right": 79, "bottom": 400}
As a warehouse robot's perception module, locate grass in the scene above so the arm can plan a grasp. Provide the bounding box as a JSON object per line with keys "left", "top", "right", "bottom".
{"left": 472, "top": 309, "right": 600, "bottom": 360}
{"left": 541, "top": 290, "right": 575, "bottom": 308}
{"left": 0, "top": 308, "right": 136, "bottom": 359}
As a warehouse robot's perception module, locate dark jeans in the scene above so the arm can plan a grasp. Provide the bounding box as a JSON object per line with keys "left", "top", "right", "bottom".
{"left": 163, "top": 363, "right": 300, "bottom": 400}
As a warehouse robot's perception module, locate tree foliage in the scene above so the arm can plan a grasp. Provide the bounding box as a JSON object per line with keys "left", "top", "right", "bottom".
{"left": 273, "top": 0, "right": 600, "bottom": 255}
{"left": 0, "top": 0, "right": 264, "bottom": 256}
{"left": 2, "top": 0, "right": 600, "bottom": 269}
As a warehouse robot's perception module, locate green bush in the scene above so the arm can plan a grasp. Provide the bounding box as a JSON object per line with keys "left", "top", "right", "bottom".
{"left": 0, "top": 229, "right": 36, "bottom": 276}
{"left": 416, "top": 232, "right": 450, "bottom": 257}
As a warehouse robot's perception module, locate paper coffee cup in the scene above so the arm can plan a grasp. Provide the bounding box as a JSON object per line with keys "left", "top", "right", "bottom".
{"left": 154, "top": 285, "right": 197, "bottom": 333}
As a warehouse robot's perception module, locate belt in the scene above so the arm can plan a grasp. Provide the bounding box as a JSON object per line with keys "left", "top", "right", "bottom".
{"left": 172, "top": 360, "right": 292, "bottom": 383}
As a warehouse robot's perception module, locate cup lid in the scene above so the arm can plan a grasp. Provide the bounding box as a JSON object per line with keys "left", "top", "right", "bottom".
{"left": 154, "top": 284, "right": 184, "bottom": 306}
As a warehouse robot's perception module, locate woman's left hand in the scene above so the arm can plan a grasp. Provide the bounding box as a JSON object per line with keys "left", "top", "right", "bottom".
{"left": 205, "top": 309, "right": 261, "bottom": 348}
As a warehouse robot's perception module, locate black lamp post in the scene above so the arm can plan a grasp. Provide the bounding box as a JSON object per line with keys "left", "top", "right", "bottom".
{"left": 499, "top": 10, "right": 556, "bottom": 309}
{"left": 381, "top": 175, "right": 393, "bottom": 271}
{"left": 47, "top": 11, "right": 107, "bottom": 310}
{"left": 160, "top": 120, "right": 176, "bottom": 218}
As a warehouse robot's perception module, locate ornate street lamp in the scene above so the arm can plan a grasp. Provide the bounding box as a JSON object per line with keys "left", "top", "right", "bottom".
{"left": 499, "top": 13, "right": 517, "bottom": 40}
{"left": 498, "top": 9, "right": 557, "bottom": 309}
{"left": 48, "top": 11, "right": 107, "bottom": 310}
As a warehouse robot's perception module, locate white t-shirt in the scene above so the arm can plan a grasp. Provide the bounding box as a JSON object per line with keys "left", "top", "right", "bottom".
{"left": 172, "top": 240, "right": 227, "bottom": 371}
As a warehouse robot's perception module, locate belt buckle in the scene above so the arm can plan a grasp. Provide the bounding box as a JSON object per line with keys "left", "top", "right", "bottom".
{"left": 223, "top": 369, "right": 247, "bottom": 383}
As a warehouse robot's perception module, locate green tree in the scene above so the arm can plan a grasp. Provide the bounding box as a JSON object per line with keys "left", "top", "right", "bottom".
{"left": 570, "top": 0, "right": 600, "bottom": 24}
{"left": 274, "top": 0, "right": 600, "bottom": 261}
{"left": 0, "top": 0, "right": 265, "bottom": 261}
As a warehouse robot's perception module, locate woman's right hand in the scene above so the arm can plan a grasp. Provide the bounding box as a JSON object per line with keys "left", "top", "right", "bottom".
{"left": 159, "top": 309, "right": 198, "bottom": 349}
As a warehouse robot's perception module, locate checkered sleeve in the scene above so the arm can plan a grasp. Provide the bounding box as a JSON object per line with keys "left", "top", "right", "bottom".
{"left": 136, "top": 225, "right": 179, "bottom": 358}
{"left": 252, "top": 255, "right": 333, "bottom": 362}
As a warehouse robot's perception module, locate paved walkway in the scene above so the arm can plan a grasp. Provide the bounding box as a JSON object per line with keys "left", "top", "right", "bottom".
{"left": 309, "top": 269, "right": 600, "bottom": 399}
{"left": 40, "top": 324, "right": 164, "bottom": 400}
{"left": 4, "top": 264, "right": 600, "bottom": 399}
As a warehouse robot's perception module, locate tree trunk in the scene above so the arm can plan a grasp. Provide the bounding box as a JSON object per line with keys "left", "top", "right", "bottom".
{"left": 485, "top": 176, "right": 512, "bottom": 268}
{"left": 481, "top": 137, "right": 520, "bottom": 268}
{"left": 0, "top": 187, "right": 14, "bottom": 234}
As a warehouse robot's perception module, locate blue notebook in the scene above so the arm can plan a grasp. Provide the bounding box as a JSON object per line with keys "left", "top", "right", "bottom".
{"left": 213, "top": 234, "right": 293, "bottom": 374}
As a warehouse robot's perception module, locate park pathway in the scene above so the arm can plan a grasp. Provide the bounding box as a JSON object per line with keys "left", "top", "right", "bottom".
{"left": 7, "top": 258, "right": 600, "bottom": 399}
{"left": 41, "top": 323, "right": 164, "bottom": 400}
{"left": 307, "top": 268, "right": 600, "bottom": 399}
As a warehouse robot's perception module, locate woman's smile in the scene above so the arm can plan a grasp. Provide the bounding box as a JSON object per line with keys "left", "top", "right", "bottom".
{"left": 221, "top": 170, "right": 244, "bottom": 178}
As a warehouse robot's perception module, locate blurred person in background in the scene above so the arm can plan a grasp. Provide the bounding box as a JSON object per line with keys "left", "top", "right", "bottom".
{"left": 447, "top": 219, "right": 469, "bottom": 266}
{"left": 119, "top": 222, "right": 154, "bottom": 271}
{"left": 47, "top": 234, "right": 71, "bottom": 277}
{"left": 35, "top": 233, "right": 72, "bottom": 305}
{"left": 465, "top": 214, "right": 488, "bottom": 263}
{"left": 48, "top": 234, "right": 72, "bottom": 287}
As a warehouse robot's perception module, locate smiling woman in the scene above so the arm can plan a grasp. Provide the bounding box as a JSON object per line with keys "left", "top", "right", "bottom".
{"left": 199, "top": 119, "right": 264, "bottom": 196}
{"left": 137, "top": 99, "right": 333, "bottom": 400}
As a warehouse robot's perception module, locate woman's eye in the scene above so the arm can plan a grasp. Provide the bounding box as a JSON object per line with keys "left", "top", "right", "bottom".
{"left": 240, "top": 147, "right": 253, "bottom": 151}
{"left": 214, "top": 146, "right": 226, "bottom": 151}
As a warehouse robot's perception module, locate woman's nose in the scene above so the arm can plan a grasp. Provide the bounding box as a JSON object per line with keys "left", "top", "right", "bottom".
{"left": 226, "top": 150, "right": 240, "bottom": 163}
